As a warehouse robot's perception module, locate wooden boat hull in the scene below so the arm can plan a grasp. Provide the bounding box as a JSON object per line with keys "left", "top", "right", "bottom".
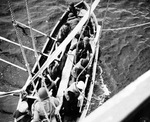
{"left": 56, "top": 2, "right": 101, "bottom": 122}
{"left": 14, "top": 1, "right": 101, "bottom": 122}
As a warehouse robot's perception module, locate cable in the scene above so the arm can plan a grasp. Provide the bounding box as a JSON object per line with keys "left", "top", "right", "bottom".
{"left": 101, "top": 0, "right": 111, "bottom": 30}
{"left": 102, "top": 21, "right": 150, "bottom": 31}
{"left": 25, "top": 0, "right": 41, "bottom": 70}
{"left": 8, "top": 1, "right": 51, "bottom": 121}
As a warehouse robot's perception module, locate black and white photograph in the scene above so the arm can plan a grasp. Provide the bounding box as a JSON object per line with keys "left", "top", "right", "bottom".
{"left": 0, "top": 0, "right": 150, "bottom": 122}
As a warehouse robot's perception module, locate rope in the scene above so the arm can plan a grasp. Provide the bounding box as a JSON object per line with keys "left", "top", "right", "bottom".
{"left": 24, "top": 0, "right": 50, "bottom": 120}
{"left": 25, "top": 0, "right": 41, "bottom": 70}
{"left": 74, "top": 48, "right": 98, "bottom": 105}
{"left": 89, "top": 66, "right": 108, "bottom": 106}
{"left": 8, "top": 1, "right": 50, "bottom": 122}
{"left": 41, "top": 77, "right": 62, "bottom": 122}
{"left": 8, "top": 1, "right": 15, "bottom": 23}
{"left": 15, "top": 20, "right": 56, "bottom": 41}
{"left": 0, "top": 58, "right": 27, "bottom": 71}
{"left": 78, "top": 0, "right": 111, "bottom": 108}
{"left": 0, "top": 36, "right": 48, "bottom": 57}
{"left": 76, "top": 58, "right": 92, "bottom": 83}
{"left": 8, "top": 0, "right": 31, "bottom": 77}
{"left": 100, "top": 0, "right": 150, "bottom": 32}
{"left": 101, "top": 0, "right": 111, "bottom": 30}
{"left": 102, "top": 22, "right": 150, "bottom": 31}
{"left": 0, "top": 36, "right": 36, "bottom": 52}
{"left": 8, "top": 2, "right": 42, "bottom": 109}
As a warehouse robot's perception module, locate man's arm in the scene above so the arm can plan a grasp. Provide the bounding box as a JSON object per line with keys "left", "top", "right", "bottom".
{"left": 70, "top": 43, "right": 77, "bottom": 51}
{"left": 31, "top": 111, "right": 40, "bottom": 122}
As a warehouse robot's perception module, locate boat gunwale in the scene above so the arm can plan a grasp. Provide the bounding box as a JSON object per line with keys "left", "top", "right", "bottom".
{"left": 14, "top": 1, "right": 101, "bottom": 122}
{"left": 22, "top": 1, "right": 87, "bottom": 91}
{"left": 56, "top": 2, "right": 101, "bottom": 121}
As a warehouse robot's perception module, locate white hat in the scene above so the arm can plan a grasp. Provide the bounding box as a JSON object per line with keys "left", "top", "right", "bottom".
{"left": 18, "top": 101, "right": 28, "bottom": 113}
{"left": 76, "top": 81, "right": 85, "bottom": 90}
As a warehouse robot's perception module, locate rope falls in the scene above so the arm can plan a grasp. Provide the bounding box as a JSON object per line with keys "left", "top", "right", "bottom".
{"left": 24, "top": 1, "right": 54, "bottom": 121}
{"left": 8, "top": 1, "right": 51, "bottom": 121}
{"left": 25, "top": 0, "right": 41, "bottom": 70}
{"left": 8, "top": 0, "right": 32, "bottom": 77}
{"left": 0, "top": 58, "right": 27, "bottom": 71}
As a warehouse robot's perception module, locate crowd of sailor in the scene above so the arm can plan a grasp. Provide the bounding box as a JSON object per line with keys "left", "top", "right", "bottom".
{"left": 13, "top": 3, "right": 108, "bottom": 122}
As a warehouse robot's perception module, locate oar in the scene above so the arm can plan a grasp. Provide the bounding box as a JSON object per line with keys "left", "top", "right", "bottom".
{"left": 0, "top": 89, "right": 22, "bottom": 98}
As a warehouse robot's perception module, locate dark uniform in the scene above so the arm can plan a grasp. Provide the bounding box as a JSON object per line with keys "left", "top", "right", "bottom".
{"left": 70, "top": 37, "right": 92, "bottom": 62}
{"left": 60, "top": 81, "right": 85, "bottom": 122}
{"left": 57, "top": 23, "right": 71, "bottom": 45}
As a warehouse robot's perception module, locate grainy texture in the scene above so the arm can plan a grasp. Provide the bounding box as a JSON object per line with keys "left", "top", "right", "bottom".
{"left": 0, "top": 0, "right": 150, "bottom": 121}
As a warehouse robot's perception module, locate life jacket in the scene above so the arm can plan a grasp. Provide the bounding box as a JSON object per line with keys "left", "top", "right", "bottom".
{"left": 40, "top": 101, "right": 55, "bottom": 121}
{"left": 57, "top": 24, "right": 71, "bottom": 43}
{"left": 32, "top": 98, "right": 55, "bottom": 122}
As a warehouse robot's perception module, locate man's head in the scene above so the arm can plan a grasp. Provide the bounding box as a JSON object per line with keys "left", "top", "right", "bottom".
{"left": 69, "top": 3, "right": 75, "bottom": 11}
{"left": 18, "top": 101, "right": 28, "bottom": 113}
{"left": 76, "top": 81, "right": 85, "bottom": 91}
{"left": 81, "top": 58, "right": 89, "bottom": 67}
{"left": 38, "top": 87, "right": 48, "bottom": 101}
{"left": 83, "top": 36, "right": 90, "bottom": 45}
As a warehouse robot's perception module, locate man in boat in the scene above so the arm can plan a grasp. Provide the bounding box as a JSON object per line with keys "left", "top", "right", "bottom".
{"left": 67, "top": 16, "right": 80, "bottom": 30}
{"left": 71, "top": 58, "right": 89, "bottom": 83}
{"left": 44, "top": 59, "right": 60, "bottom": 81}
{"left": 67, "top": 3, "right": 80, "bottom": 19}
{"left": 42, "top": 72, "right": 58, "bottom": 97}
{"left": 84, "top": 18, "right": 95, "bottom": 37}
{"left": 56, "top": 22, "right": 71, "bottom": 46}
{"left": 58, "top": 81, "right": 85, "bottom": 122}
{"left": 70, "top": 36, "right": 93, "bottom": 63}
{"left": 47, "top": 59, "right": 60, "bottom": 80}
{"left": 42, "top": 59, "right": 61, "bottom": 97}
{"left": 31, "top": 87, "right": 60, "bottom": 122}
{"left": 67, "top": 3, "right": 87, "bottom": 19}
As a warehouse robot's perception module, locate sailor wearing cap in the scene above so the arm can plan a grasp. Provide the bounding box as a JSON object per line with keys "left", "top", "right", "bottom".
{"left": 31, "top": 87, "right": 60, "bottom": 122}
{"left": 70, "top": 36, "right": 93, "bottom": 62}
{"left": 58, "top": 81, "right": 85, "bottom": 121}
{"left": 64, "top": 81, "right": 85, "bottom": 101}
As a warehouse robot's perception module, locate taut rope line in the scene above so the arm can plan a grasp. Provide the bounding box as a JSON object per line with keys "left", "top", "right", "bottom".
{"left": 103, "top": 21, "right": 150, "bottom": 31}
{"left": 101, "top": 0, "right": 111, "bottom": 31}
{"left": 0, "top": 36, "right": 48, "bottom": 57}
{"left": 8, "top": 0, "right": 31, "bottom": 77}
{"left": 8, "top": 1, "right": 51, "bottom": 122}
{"left": 25, "top": 0, "right": 41, "bottom": 70}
